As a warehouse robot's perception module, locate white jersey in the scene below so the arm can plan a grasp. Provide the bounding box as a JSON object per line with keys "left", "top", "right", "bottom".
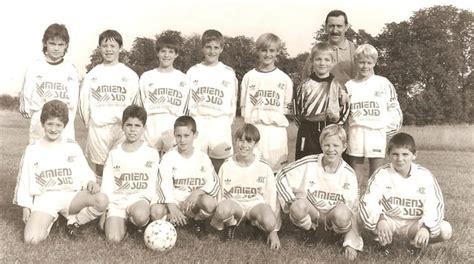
{"left": 134, "top": 68, "right": 190, "bottom": 117}
{"left": 79, "top": 63, "right": 139, "bottom": 127}
{"left": 241, "top": 68, "right": 293, "bottom": 127}
{"left": 13, "top": 139, "right": 95, "bottom": 209}
{"left": 186, "top": 62, "right": 237, "bottom": 119}
{"left": 346, "top": 75, "right": 403, "bottom": 136}
{"left": 156, "top": 148, "right": 220, "bottom": 204}
{"left": 360, "top": 163, "right": 446, "bottom": 237}
{"left": 101, "top": 142, "right": 159, "bottom": 201}
{"left": 276, "top": 154, "right": 358, "bottom": 212}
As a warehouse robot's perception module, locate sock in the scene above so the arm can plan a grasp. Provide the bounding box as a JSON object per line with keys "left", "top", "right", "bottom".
{"left": 70, "top": 206, "right": 103, "bottom": 225}
{"left": 195, "top": 209, "right": 212, "bottom": 221}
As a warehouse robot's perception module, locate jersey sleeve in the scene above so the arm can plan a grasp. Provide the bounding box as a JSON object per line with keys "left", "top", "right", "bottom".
{"left": 19, "top": 66, "right": 35, "bottom": 118}
{"left": 12, "top": 149, "right": 34, "bottom": 208}
{"left": 78, "top": 74, "right": 91, "bottom": 128}
{"left": 275, "top": 161, "right": 307, "bottom": 204}
{"left": 158, "top": 154, "right": 176, "bottom": 204}
{"left": 421, "top": 172, "right": 445, "bottom": 237}
{"left": 385, "top": 80, "right": 403, "bottom": 137}
{"left": 359, "top": 172, "right": 385, "bottom": 231}
{"left": 74, "top": 144, "right": 96, "bottom": 187}
{"left": 199, "top": 156, "right": 220, "bottom": 197}
{"left": 239, "top": 73, "right": 249, "bottom": 117}
{"left": 132, "top": 76, "right": 146, "bottom": 107}
{"left": 336, "top": 83, "right": 350, "bottom": 125}
{"left": 263, "top": 166, "right": 281, "bottom": 231}
{"left": 283, "top": 76, "right": 294, "bottom": 115}
{"left": 293, "top": 80, "right": 304, "bottom": 127}
{"left": 344, "top": 169, "right": 360, "bottom": 213}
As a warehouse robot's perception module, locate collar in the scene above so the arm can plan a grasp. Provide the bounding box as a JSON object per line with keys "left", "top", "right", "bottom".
{"left": 310, "top": 72, "right": 334, "bottom": 83}
{"left": 331, "top": 38, "right": 350, "bottom": 50}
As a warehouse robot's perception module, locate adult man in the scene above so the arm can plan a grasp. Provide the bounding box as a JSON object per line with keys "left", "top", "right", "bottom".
{"left": 325, "top": 10, "right": 357, "bottom": 85}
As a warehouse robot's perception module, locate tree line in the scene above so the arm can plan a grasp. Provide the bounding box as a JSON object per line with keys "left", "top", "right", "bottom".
{"left": 3, "top": 5, "right": 471, "bottom": 125}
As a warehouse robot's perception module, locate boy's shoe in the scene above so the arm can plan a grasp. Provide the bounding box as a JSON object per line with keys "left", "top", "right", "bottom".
{"left": 193, "top": 220, "right": 207, "bottom": 239}
{"left": 302, "top": 229, "right": 317, "bottom": 247}
{"left": 128, "top": 224, "right": 145, "bottom": 240}
{"left": 225, "top": 225, "right": 236, "bottom": 241}
{"left": 66, "top": 222, "right": 82, "bottom": 239}
{"left": 407, "top": 245, "right": 422, "bottom": 257}
{"left": 379, "top": 245, "right": 392, "bottom": 256}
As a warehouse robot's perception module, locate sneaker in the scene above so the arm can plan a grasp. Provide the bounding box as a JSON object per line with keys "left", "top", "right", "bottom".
{"left": 128, "top": 224, "right": 145, "bottom": 240}
{"left": 379, "top": 245, "right": 392, "bottom": 256}
{"left": 193, "top": 220, "right": 207, "bottom": 238}
{"left": 66, "top": 222, "right": 82, "bottom": 239}
{"left": 407, "top": 245, "right": 422, "bottom": 257}
{"left": 226, "top": 225, "right": 236, "bottom": 241}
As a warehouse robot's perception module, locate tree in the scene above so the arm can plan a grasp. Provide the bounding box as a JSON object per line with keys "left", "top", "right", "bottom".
{"left": 128, "top": 37, "right": 158, "bottom": 76}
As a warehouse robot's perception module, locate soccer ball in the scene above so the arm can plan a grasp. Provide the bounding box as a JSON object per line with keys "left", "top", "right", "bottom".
{"left": 144, "top": 220, "right": 177, "bottom": 251}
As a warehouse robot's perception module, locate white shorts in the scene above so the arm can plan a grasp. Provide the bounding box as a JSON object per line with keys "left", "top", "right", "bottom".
{"left": 29, "top": 110, "right": 75, "bottom": 143}
{"left": 107, "top": 193, "right": 151, "bottom": 219}
{"left": 230, "top": 197, "right": 266, "bottom": 226}
{"left": 194, "top": 116, "right": 233, "bottom": 159}
{"left": 255, "top": 124, "right": 288, "bottom": 172}
{"left": 85, "top": 123, "right": 124, "bottom": 165}
{"left": 145, "top": 114, "right": 177, "bottom": 152}
{"left": 32, "top": 191, "right": 78, "bottom": 219}
{"left": 347, "top": 126, "right": 386, "bottom": 158}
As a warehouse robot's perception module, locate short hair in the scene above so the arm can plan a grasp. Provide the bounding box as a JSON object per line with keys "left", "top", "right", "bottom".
{"left": 201, "top": 29, "right": 224, "bottom": 47}
{"left": 40, "top": 99, "right": 69, "bottom": 126}
{"left": 354, "top": 44, "right": 378, "bottom": 61}
{"left": 388, "top": 133, "right": 417, "bottom": 154}
{"left": 234, "top": 123, "right": 260, "bottom": 143}
{"left": 42, "top": 23, "right": 69, "bottom": 54}
{"left": 325, "top": 10, "right": 348, "bottom": 25}
{"left": 155, "top": 35, "right": 181, "bottom": 54}
{"left": 122, "top": 105, "right": 147, "bottom": 126}
{"left": 319, "top": 124, "right": 347, "bottom": 146}
{"left": 99, "top": 29, "right": 123, "bottom": 47}
{"left": 256, "top": 33, "right": 282, "bottom": 51}
{"left": 174, "top": 116, "right": 197, "bottom": 133}
{"left": 302, "top": 42, "right": 335, "bottom": 79}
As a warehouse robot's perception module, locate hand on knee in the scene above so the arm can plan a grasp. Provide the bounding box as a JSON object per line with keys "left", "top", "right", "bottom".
{"left": 150, "top": 204, "right": 167, "bottom": 221}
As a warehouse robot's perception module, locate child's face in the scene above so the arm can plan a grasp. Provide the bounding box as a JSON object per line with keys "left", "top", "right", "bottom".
{"left": 312, "top": 51, "right": 334, "bottom": 77}
{"left": 202, "top": 40, "right": 223, "bottom": 65}
{"left": 45, "top": 37, "right": 67, "bottom": 62}
{"left": 123, "top": 117, "right": 144, "bottom": 144}
{"left": 321, "top": 135, "right": 346, "bottom": 164}
{"left": 42, "top": 117, "right": 65, "bottom": 142}
{"left": 174, "top": 125, "right": 197, "bottom": 154}
{"left": 258, "top": 43, "right": 279, "bottom": 69}
{"left": 356, "top": 56, "right": 376, "bottom": 79}
{"left": 389, "top": 147, "right": 416, "bottom": 175}
{"left": 235, "top": 135, "right": 257, "bottom": 158}
{"left": 158, "top": 47, "right": 178, "bottom": 69}
{"left": 100, "top": 38, "right": 121, "bottom": 64}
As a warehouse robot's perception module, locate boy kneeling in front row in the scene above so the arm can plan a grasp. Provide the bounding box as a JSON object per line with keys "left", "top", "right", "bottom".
{"left": 359, "top": 132, "right": 452, "bottom": 255}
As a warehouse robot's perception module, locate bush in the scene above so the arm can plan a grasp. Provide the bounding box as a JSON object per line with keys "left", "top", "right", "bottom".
{"left": 0, "top": 94, "right": 19, "bottom": 111}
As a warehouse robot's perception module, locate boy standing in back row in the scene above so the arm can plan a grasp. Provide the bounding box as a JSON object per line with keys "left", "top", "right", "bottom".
{"left": 186, "top": 29, "right": 238, "bottom": 173}
{"left": 240, "top": 33, "right": 293, "bottom": 173}
{"left": 79, "top": 30, "right": 139, "bottom": 180}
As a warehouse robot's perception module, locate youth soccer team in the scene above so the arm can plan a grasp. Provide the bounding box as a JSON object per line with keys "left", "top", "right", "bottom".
{"left": 13, "top": 9, "right": 452, "bottom": 261}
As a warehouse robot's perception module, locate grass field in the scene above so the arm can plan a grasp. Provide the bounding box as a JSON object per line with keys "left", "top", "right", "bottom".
{"left": 1, "top": 110, "right": 473, "bottom": 263}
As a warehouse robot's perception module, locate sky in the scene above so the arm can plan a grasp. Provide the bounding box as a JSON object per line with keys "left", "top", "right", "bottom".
{"left": 0, "top": 0, "right": 472, "bottom": 95}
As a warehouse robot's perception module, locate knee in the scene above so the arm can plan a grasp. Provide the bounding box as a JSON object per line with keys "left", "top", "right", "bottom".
{"left": 289, "top": 200, "right": 307, "bottom": 220}
{"left": 331, "top": 205, "right": 352, "bottom": 228}
{"left": 93, "top": 193, "right": 109, "bottom": 211}
{"left": 150, "top": 204, "right": 167, "bottom": 221}
{"left": 215, "top": 203, "right": 234, "bottom": 220}
{"left": 258, "top": 214, "right": 276, "bottom": 233}
{"left": 438, "top": 221, "right": 453, "bottom": 241}
{"left": 131, "top": 209, "right": 150, "bottom": 227}
{"left": 199, "top": 195, "right": 216, "bottom": 213}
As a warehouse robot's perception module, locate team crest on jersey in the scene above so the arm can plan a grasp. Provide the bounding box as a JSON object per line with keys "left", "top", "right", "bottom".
{"left": 145, "top": 161, "right": 153, "bottom": 168}
{"left": 417, "top": 187, "right": 425, "bottom": 194}
{"left": 277, "top": 83, "right": 286, "bottom": 90}
{"left": 225, "top": 178, "right": 231, "bottom": 184}
{"left": 172, "top": 167, "right": 177, "bottom": 174}
{"left": 257, "top": 176, "right": 265, "bottom": 183}
{"left": 67, "top": 156, "right": 75, "bottom": 163}
{"left": 91, "top": 77, "right": 97, "bottom": 83}
{"left": 121, "top": 76, "right": 128, "bottom": 83}
{"left": 200, "top": 166, "right": 205, "bottom": 173}
{"left": 343, "top": 183, "right": 350, "bottom": 190}
{"left": 193, "top": 80, "right": 199, "bottom": 86}
{"left": 180, "top": 81, "right": 186, "bottom": 87}
{"left": 67, "top": 76, "right": 74, "bottom": 82}
{"left": 36, "top": 75, "right": 43, "bottom": 81}
{"left": 309, "top": 180, "right": 315, "bottom": 187}
{"left": 374, "top": 90, "right": 384, "bottom": 97}
{"left": 34, "top": 162, "right": 39, "bottom": 169}
{"left": 222, "top": 80, "right": 230, "bottom": 87}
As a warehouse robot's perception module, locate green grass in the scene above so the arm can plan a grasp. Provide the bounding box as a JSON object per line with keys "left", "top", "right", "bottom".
{"left": 1, "top": 110, "right": 473, "bottom": 263}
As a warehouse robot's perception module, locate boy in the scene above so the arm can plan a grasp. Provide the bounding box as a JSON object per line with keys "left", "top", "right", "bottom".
{"left": 79, "top": 29, "right": 139, "bottom": 180}
{"left": 210, "top": 124, "right": 281, "bottom": 249}
{"left": 294, "top": 42, "right": 349, "bottom": 160}
{"left": 345, "top": 44, "right": 403, "bottom": 192}
{"left": 20, "top": 23, "right": 80, "bottom": 143}
{"left": 150, "top": 116, "right": 220, "bottom": 237}
{"left": 276, "top": 124, "right": 362, "bottom": 260}
{"left": 13, "top": 100, "right": 108, "bottom": 244}
{"left": 359, "top": 133, "right": 452, "bottom": 255}
{"left": 186, "top": 29, "right": 238, "bottom": 173}
{"left": 240, "top": 33, "right": 293, "bottom": 173}
{"left": 100, "top": 105, "right": 159, "bottom": 242}
{"left": 133, "top": 35, "right": 189, "bottom": 155}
